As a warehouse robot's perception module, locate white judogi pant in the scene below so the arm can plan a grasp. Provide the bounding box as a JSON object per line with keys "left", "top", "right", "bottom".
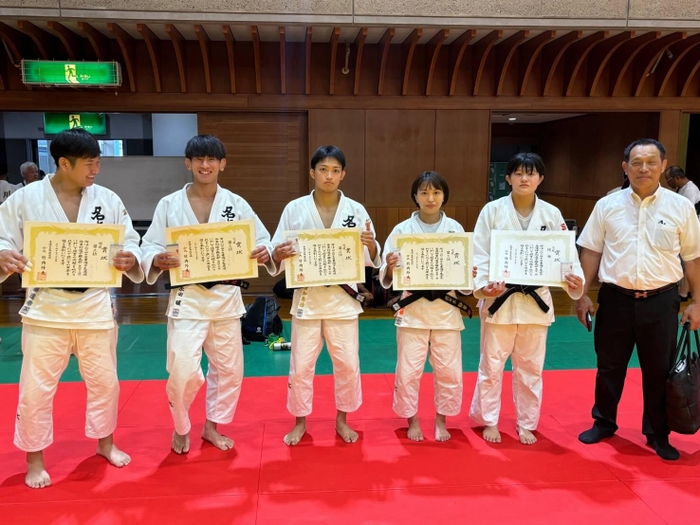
{"left": 15, "top": 325, "right": 119, "bottom": 452}
{"left": 288, "top": 317, "right": 362, "bottom": 417}
{"left": 394, "top": 327, "right": 462, "bottom": 418}
{"left": 469, "top": 321, "right": 548, "bottom": 431}
{"left": 166, "top": 318, "right": 243, "bottom": 435}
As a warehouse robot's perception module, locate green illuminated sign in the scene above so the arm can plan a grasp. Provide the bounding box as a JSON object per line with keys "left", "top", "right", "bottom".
{"left": 22, "top": 60, "right": 122, "bottom": 87}
{"left": 43, "top": 113, "right": 107, "bottom": 135}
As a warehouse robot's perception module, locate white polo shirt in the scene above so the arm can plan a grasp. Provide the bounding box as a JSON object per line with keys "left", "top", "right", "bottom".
{"left": 577, "top": 185, "right": 700, "bottom": 290}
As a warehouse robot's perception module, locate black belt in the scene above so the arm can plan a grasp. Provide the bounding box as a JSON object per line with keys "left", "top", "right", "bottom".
{"left": 605, "top": 282, "right": 677, "bottom": 299}
{"left": 337, "top": 284, "right": 366, "bottom": 304}
{"left": 391, "top": 290, "right": 473, "bottom": 318}
{"left": 165, "top": 280, "right": 250, "bottom": 291}
{"left": 488, "top": 284, "right": 550, "bottom": 316}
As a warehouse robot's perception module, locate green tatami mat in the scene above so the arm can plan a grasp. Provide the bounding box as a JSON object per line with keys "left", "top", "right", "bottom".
{"left": 0, "top": 317, "right": 639, "bottom": 384}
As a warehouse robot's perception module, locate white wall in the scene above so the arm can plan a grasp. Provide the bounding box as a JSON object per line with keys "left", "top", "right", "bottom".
{"left": 98, "top": 156, "right": 192, "bottom": 221}
{"left": 152, "top": 114, "right": 198, "bottom": 157}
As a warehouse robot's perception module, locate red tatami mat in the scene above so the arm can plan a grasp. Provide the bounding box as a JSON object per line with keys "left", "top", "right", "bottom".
{"left": 1, "top": 371, "right": 699, "bottom": 524}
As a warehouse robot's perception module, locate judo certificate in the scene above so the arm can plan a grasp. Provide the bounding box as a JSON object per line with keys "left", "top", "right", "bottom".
{"left": 489, "top": 230, "right": 576, "bottom": 287}
{"left": 22, "top": 222, "right": 125, "bottom": 288}
{"left": 393, "top": 233, "right": 473, "bottom": 291}
{"left": 284, "top": 228, "right": 364, "bottom": 288}
{"left": 165, "top": 220, "right": 258, "bottom": 286}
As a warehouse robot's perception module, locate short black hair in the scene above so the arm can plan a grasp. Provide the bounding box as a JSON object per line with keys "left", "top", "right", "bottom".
{"left": 311, "top": 145, "right": 346, "bottom": 170}
{"left": 664, "top": 165, "right": 686, "bottom": 179}
{"left": 506, "top": 152, "right": 546, "bottom": 178}
{"left": 411, "top": 171, "right": 450, "bottom": 207}
{"left": 623, "top": 139, "right": 666, "bottom": 162}
{"left": 50, "top": 128, "right": 101, "bottom": 166}
{"left": 185, "top": 134, "right": 226, "bottom": 160}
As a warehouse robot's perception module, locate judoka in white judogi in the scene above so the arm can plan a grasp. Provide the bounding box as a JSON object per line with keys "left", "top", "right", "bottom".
{"left": 469, "top": 194, "right": 584, "bottom": 442}
{"left": 380, "top": 211, "right": 467, "bottom": 430}
{"left": 141, "top": 184, "right": 275, "bottom": 447}
{"left": 0, "top": 175, "right": 143, "bottom": 458}
{"left": 271, "top": 191, "right": 380, "bottom": 439}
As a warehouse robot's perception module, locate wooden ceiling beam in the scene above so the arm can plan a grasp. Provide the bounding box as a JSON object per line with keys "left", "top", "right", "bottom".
{"left": 137, "top": 24, "right": 161, "bottom": 93}
{"left": 107, "top": 23, "right": 136, "bottom": 92}
{"left": 353, "top": 28, "right": 367, "bottom": 96}
{"left": 448, "top": 29, "right": 476, "bottom": 96}
{"left": 165, "top": 24, "right": 187, "bottom": 93}
{"left": 518, "top": 30, "right": 555, "bottom": 96}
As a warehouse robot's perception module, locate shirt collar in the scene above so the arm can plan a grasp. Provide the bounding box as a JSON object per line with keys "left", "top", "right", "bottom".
{"left": 628, "top": 183, "right": 662, "bottom": 205}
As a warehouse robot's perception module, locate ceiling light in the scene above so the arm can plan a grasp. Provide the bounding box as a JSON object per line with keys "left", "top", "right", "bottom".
{"left": 508, "top": 117, "right": 517, "bottom": 121}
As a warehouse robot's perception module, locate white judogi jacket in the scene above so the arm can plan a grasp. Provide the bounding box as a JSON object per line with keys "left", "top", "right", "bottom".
{"left": 141, "top": 184, "right": 275, "bottom": 320}
{"left": 271, "top": 191, "right": 381, "bottom": 320}
{"left": 473, "top": 195, "right": 584, "bottom": 326}
{"left": 0, "top": 180, "right": 17, "bottom": 204}
{"left": 0, "top": 175, "right": 144, "bottom": 330}
{"left": 380, "top": 211, "right": 466, "bottom": 331}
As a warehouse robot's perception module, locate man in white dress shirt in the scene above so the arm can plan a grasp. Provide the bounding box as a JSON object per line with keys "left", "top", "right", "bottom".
{"left": 575, "top": 139, "right": 700, "bottom": 460}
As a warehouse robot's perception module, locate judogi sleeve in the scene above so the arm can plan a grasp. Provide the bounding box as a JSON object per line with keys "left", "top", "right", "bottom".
{"left": 270, "top": 203, "right": 292, "bottom": 277}
{"left": 238, "top": 198, "right": 277, "bottom": 276}
{"left": 0, "top": 191, "right": 25, "bottom": 283}
{"left": 553, "top": 209, "right": 585, "bottom": 300}
{"left": 140, "top": 198, "right": 169, "bottom": 285}
{"left": 379, "top": 225, "right": 399, "bottom": 289}
{"left": 361, "top": 208, "right": 382, "bottom": 268}
{"left": 472, "top": 204, "right": 493, "bottom": 300}
{"left": 116, "top": 196, "right": 145, "bottom": 284}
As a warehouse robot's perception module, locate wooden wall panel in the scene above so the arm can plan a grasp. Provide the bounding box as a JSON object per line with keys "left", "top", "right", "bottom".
{"left": 492, "top": 112, "right": 660, "bottom": 227}
{"left": 658, "top": 110, "right": 683, "bottom": 165}
{"left": 308, "top": 109, "right": 366, "bottom": 202}
{"left": 197, "top": 112, "right": 308, "bottom": 292}
{"left": 435, "top": 109, "right": 490, "bottom": 204}
{"left": 365, "top": 110, "right": 436, "bottom": 205}
{"left": 538, "top": 194, "right": 597, "bottom": 231}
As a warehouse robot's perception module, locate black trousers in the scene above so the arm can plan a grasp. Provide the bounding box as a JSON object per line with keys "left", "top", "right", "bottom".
{"left": 592, "top": 283, "right": 680, "bottom": 437}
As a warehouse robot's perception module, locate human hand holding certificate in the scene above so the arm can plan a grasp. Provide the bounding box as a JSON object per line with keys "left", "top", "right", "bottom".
{"left": 489, "top": 230, "right": 576, "bottom": 287}
{"left": 393, "top": 233, "right": 473, "bottom": 291}
{"left": 22, "top": 222, "right": 125, "bottom": 288}
{"left": 165, "top": 220, "right": 258, "bottom": 286}
{"left": 284, "top": 228, "right": 364, "bottom": 288}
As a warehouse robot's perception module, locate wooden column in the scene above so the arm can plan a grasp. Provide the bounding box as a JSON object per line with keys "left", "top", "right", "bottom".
{"left": 658, "top": 110, "right": 683, "bottom": 166}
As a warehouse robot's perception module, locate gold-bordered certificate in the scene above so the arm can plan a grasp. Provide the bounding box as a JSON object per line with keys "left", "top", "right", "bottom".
{"left": 489, "top": 230, "right": 576, "bottom": 287}
{"left": 284, "top": 228, "right": 364, "bottom": 288}
{"left": 22, "top": 222, "right": 125, "bottom": 288}
{"left": 165, "top": 220, "right": 259, "bottom": 286}
{"left": 393, "top": 232, "right": 473, "bottom": 291}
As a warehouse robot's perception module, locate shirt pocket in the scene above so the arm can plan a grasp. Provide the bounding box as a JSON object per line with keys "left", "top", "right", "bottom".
{"left": 653, "top": 224, "right": 677, "bottom": 251}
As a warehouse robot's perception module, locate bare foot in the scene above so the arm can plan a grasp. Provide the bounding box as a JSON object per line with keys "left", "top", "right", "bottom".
{"left": 336, "top": 411, "right": 359, "bottom": 443}
{"left": 97, "top": 436, "right": 131, "bottom": 467}
{"left": 482, "top": 425, "right": 501, "bottom": 444}
{"left": 25, "top": 451, "right": 51, "bottom": 489}
{"left": 518, "top": 427, "right": 537, "bottom": 445}
{"left": 283, "top": 417, "right": 307, "bottom": 446}
{"left": 435, "top": 413, "right": 451, "bottom": 442}
{"left": 202, "top": 420, "right": 234, "bottom": 451}
{"left": 171, "top": 431, "right": 191, "bottom": 454}
{"left": 406, "top": 415, "right": 424, "bottom": 442}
